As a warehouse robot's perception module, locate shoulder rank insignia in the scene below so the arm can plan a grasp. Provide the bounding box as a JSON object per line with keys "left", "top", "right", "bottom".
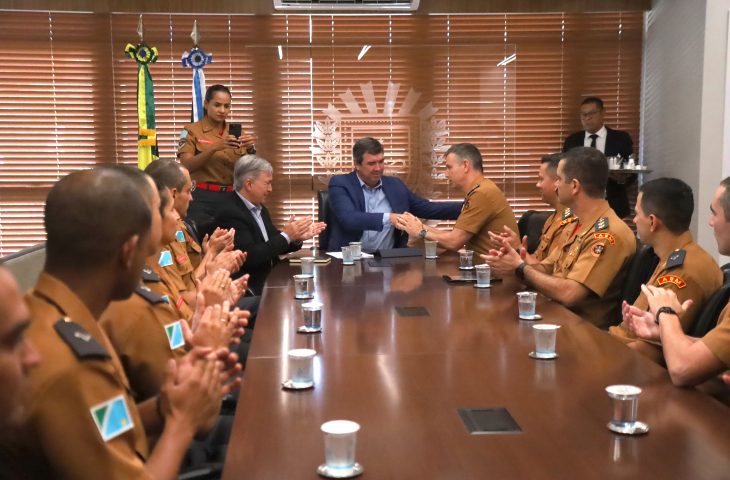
{"left": 54, "top": 318, "right": 110, "bottom": 360}
{"left": 665, "top": 249, "right": 686, "bottom": 269}
{"left": 594, "top": 217, "right": 609, "bottom": 231}
{"left": 593, "top": 232, "right": 616, "bottom": 244}
{"left": 142, "top": 266, "right": 161, "bottom": 283}
{"left": 175, "top": 230, "right": 186, "bottom": 243}
{"left": 164, "top": 321, "right": 186, "bottom": 350}
{"left": 562, "top": 208, "right": 573, "bottom": 220}
{"left": 657, "top": 274, "right": 687, "bottom": 289}
{"left": 90, "top": 394, "right": 134, "bottom": 442}
{"left": 135, "top": 285, "right": 167, "bottom": 305}
{"left": 158, "top": 250, "right": 174, "bottom": 268}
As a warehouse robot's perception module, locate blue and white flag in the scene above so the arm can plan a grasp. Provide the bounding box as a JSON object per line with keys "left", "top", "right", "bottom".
{"left": 181, "top": 47, "right": 212, "bottom": 122}
{"left": 90, "top": 394, "right": 134, "bottom": 442}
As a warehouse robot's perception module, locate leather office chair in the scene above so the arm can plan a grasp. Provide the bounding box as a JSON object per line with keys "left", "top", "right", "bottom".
{"left": 317, "top": 189, "right": 331, "bottom": 251}
{"left": 183, "top": 218, "right": 203, "bottom": 246}
{"left": 620, "top": 243, "right": 659, "bottom": 306}
{"left": 517, "top": 210, "right": 552, "bottom": 254}
{"left": 688, "top": 282, "right": 730, "bottom": 338}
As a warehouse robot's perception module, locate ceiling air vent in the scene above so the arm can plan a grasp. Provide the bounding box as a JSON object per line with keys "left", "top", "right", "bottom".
{"left": 273, "top": 0, "right": 419, "bottom": 12}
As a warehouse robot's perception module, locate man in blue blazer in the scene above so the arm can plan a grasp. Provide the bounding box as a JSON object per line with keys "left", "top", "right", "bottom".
{"left": 325, "top": 137, "right": 463, "bottom": 252}
{"left": 563, "top": 96, "right": 634, "bottom": 218}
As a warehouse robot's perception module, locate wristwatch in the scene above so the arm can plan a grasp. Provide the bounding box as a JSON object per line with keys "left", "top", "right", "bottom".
{"left": 418, "top": 227, "right": 428, "bottom": 240}
{"left": 655, "top": 306, "right": 677, "bottom": 324}
{"left": 515, "top": 262, "right": 527, "bottom": 280}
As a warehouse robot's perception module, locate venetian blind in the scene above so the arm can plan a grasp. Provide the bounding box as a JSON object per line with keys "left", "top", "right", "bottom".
{"left": 0, "top": 11, "right": 643, "bottom": 255}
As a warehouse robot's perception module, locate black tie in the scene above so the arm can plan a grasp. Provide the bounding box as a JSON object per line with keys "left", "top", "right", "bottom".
{"left": 589, "top": 134, "right": 598, "bottom": 149}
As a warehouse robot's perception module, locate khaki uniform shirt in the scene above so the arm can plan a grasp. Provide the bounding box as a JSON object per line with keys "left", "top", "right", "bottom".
{"left": 540, "top": 201, "right": 636, "bottom": 329}
{"left": 702, "top": 303, "right": 730, "bottom": 368}
{"left": 610, "top": 236, "right": 722, "bottom": 347}
{"left": 101, "top": 285, "right": 188, "bottom": 403}
{"left": 146, "top": 258, "right": 194, "bottom": 321}
{"left": 454, "top": 178, "right": 518, "bottom": 255}
{"left": 169, "top": 236, "right": 198, "bottom": 293}
{"left": 181, "top": 220, "right": 203, "bottom": 270}
{"left": 8, "top": 273, "right": 152, "bottom": 479}
{"left": 533, "top": 207, "right": 576, "bottom": 262}
{"left": 177, "top": 116, "right": 246, "bottom": 185}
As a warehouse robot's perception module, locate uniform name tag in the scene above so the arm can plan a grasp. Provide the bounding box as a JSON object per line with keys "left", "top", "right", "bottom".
{"left": 175, "top": 230, "right": 186, "bottom": 243}
{"left": 90, "top": 394, "right": 134, "bottom": 442}
{"left": 176, "top": 254, "right": 188, "bottom": 265}
{"left": 164, "top": 321, "right": 186, "bottom": 350}
{"left": 158, "top": 250, "right": 173, "bottom": 267}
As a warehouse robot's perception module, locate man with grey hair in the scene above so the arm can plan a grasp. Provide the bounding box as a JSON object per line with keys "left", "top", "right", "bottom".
{"left": 215, "top": 154, "right": 326, "bottom": 294}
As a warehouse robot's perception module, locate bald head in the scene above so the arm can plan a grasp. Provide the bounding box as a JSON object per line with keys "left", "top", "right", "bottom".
{"left": 44, "top": 166, "right": 153, "bottom": 271}
{"left": 0, "top": 268, "right": 40, "bottom": 427}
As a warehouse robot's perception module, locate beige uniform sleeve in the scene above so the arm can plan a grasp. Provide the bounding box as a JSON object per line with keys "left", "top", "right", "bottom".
{"left": 701, "top": 304, "right": 730, "bottom": 367}
{"left": 566, "top": 231, "right": 630, "bottom": 297}
{"left": 454, "top": 188, "right": 497, "bottom": 235}
{"left": 29, "top": 369, "right": 152, "bottom": 480}
{"left": 177, "top": 127, "right": 196, "bottom": 157}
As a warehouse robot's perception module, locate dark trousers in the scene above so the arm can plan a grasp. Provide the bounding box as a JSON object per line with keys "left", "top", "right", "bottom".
{"left": 188, "top": 189, "right": 229, "bottom": 238}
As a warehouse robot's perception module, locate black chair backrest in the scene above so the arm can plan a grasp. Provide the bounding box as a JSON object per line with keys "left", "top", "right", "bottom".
{"left": 317, "top": 190, "right": 331, "bottom": 251}
{"left": 620, "top": 242, "right": 659, "bottom": 306}
{"left": 183, "top": 218, "right": 203, "bottom": 246}
{"left": 721, "top": 262, "right": 730, "bottom": 284}
{"left": 517, "top": 210, "right": 552, "bottom": 254}
{"left": 689, "top": 282, "right": 730, "bottom": 338}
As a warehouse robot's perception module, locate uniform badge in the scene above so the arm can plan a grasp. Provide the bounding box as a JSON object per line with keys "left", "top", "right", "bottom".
{"left": 162, "top": 294, "right": 171, "bottom": 304}
{"left": 665, "top": 249, "right": 686, "bottom": 269}
{"left": 175, "top": 296, "right": 185, "bottom": 310}
{"left": 593, "top": 232, "right": 616, "bottom": 245}
{"left": 176, "top": 254, "right": 188, "bottom": 265}
{"left": 164, "top": 321, "right": 186, "bottom": 350}
{"left": 594, "top": 217, "right": 609, "bottom": 231}
{"left": 175, "top": 230, "right": 186, "bottom": 243}
{"left": 657, "top": 274, "right": 687, "bottom": 288}
{"left": 592, "top": 244, "right": 605, "bottom": 256}
{"left": 90, "top": 394, "right": 134, "bottom": 442}
{"left": 177, "top": 130, "right": 188, "bottom": 150}
{"left": 158, "top": 250, "right": 174, "bottom": 267}
{"left": 562, "top": 208, "right": 573, "bottom": 220}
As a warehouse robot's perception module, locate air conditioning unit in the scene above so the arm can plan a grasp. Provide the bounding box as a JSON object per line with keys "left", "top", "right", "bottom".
{"left": 273, "top": 0, "right": 419, "bottom": 12}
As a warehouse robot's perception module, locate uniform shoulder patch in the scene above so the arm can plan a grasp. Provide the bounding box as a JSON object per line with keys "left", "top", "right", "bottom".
{"left": 592, "top": 244, "right": 605, "bottom": 257}
{"left": 142, "top": 266, "right": 161, "bottom": 282}
{"left": 164, "top": 321, "right": 186, "bottom": 350}
{"left": 135, "top": 285, "right": 167, "bottom": 305}
{"left": 594, "top": 217, "right": 609, "bottom": 231}
{"left": 665, "top": 249, "right": 686, "bottom": 269}
{"left": 593, "top": 232, "right": 616, "bottom": 244}
{"left": 54, "top": 318, "right": 110, "bottom": 360}
{"left": 657, "top": 274, "right": 687, "bottom": 289}
{"left": 177, "top": 129, "right": 189, "bottom": 150}
{"left": 90, "top": 394, "right": 134, "bottom": 442}
{"left": 158, "top": 250, "right": 174, "bottom": 268}
{"left": 175, "top": 230, "right": 186, "bottom": 243}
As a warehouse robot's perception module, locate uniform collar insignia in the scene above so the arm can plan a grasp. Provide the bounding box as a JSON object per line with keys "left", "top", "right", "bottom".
{"left": 665, "top": 249, "right": 686, "bottom": 270}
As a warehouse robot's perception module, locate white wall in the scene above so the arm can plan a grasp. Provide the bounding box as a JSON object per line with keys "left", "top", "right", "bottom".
{"left": 643, "top": 0, "right": 730, "bottom": 259}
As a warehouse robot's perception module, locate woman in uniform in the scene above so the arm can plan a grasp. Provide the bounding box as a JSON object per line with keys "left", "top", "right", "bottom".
{"left": 178, "top": 84, "right": 255, "bottom": 232}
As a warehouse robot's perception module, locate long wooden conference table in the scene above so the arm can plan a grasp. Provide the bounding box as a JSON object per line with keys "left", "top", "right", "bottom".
{"left": 223, "top": 253, "right": 730, "bottom": 479}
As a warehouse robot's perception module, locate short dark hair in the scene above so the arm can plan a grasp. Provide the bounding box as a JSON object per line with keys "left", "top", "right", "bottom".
{"left": 581, "top": 96, "right": 604, "bottom": 110}
{"left": 205, "top": 84, "right": 231, "bottom": 103}
{"left": 540, "top": 153, "right": 563, "bottom": 178}
{"left": 719, "top": 177, "right": 730, "bottom": 222}
{"left": 352, "top": 137, "right": 384, "bottom": 165}
{"left": 145, "top": 159, "right": 186, "bottom": 191}
{"left": 639, "top": 178, "right": 693, "bottom": 234}
{"left": 561, "top": 147, "right": 608, "bottom": 199}
{"left": 44, "top": 166, "right": 152, "bottom": 270}
{"left": 445, "top": 143, "right": 483, "bottom": 171}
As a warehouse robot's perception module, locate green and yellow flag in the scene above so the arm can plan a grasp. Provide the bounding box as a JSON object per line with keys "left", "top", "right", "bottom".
{"left": 124, "top": 42, "right": 159, "bottom": 169}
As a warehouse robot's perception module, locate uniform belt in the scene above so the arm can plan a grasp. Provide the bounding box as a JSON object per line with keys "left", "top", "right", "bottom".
{"left": 195, "top": 182, "right": 233, "bottom": 192}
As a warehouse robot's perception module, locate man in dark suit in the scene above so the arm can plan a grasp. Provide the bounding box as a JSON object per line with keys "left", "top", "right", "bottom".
{"left": 216, "top": 155, "right": 326, "bottom": 295}
{"left": 563, "top": 96, "right": 634, "bottom": 218}
{"left": 326, "top": 137, "right": 463, "bottom": 252}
